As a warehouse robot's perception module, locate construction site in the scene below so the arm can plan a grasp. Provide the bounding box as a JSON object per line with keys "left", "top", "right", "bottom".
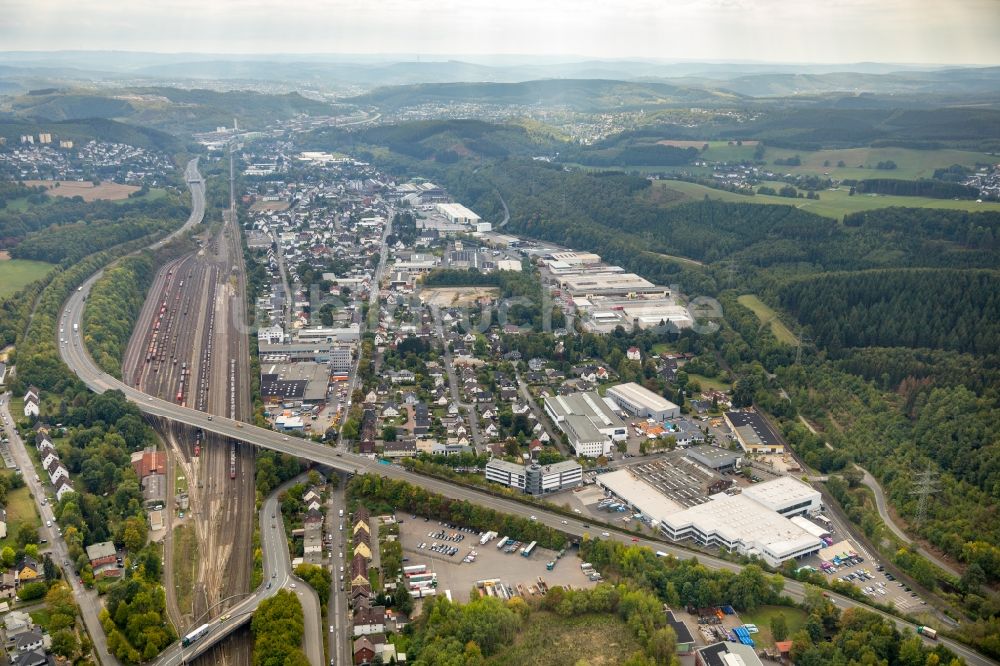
{"left": 121, "top": 165, "right": 256, "bottom": 665}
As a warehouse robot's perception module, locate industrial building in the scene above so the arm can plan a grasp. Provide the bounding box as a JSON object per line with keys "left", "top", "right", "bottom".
{"left": 597, "top": 469, "right": 824, "bottom": 566}
{"left": 606, "top": 382, "right": 680, "bottom": 421}
{"left": 546, "top": 251, "right": 603, "bottom": 266}
{"left": 260, "top": 362, "right": 330, "bottom": 404}
{"left": 724, "top": 410, "right": 784, "bottom": 455}
{"left": 696, "top": 641, "right": 765, "bottom": 666}
{"left": 558, "top": 272, "right": 668, "bottom": 298}
{"left": 659, "top": 491, "right": 823, "bottom": 567}
{"left": 543, "top": 391, "right": 627, "bottom": 458}
{"left": 485, "top": 459, "right": 582, "bottom": 495}
{"left": 436, "top": 202, "right": 481, "bottom": 225}
{"left": 296, "top": 324, "right": 361, "bottom": 344}
{"left": 684, "top": 444, "right": 743, "bottom": 472}
{"left": 741, "top": 475, "right": 822, "bottom": 517}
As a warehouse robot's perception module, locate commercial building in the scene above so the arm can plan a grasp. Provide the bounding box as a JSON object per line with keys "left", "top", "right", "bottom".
{"left": 741, "top": 475, "right": 822, "bottom": 518}
{"left": 558, "top": 272, "right": 667, "bottom": 298}
{"left": 485, "top": 459, "right": 528, "bottom": 490}
{"left": 547, "top": 251, "right": 602, "bottom": 266}
{"left": 436, "top": 202, "right": 481, "bottom": 225}
{"left": 485, "top": 459, "right": 582, "bottom": 495}
{"left": 659, "top": 492, "right": 823, "bottom": 567}
{"left": 684, "top": 445, "right": 743, "bottom": 472}
{"left": 296, "top": 324, "right": 361, "bottom": 344}
{"left": 543, "top": 391, "right": 627, "bottom": 458}
{"left": 597, "top": 468, "right": 685, "bottom": 518}
{"left": 606, "top": 382, "right": 680, "bottom": 421}
{"left": 696, "top": 641, "right": 765, "bottom": 666}
{"left": 261, "top": 362, "right": 330, "bottom": 404}
{"left": 725, "top": 410, "right": 784, "bottom": 454}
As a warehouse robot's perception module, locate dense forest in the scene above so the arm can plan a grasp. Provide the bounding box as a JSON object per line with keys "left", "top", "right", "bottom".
{"left": 853, "top": 178, "right": 980, "bottom": 199}
{"left": 777, "top": 269, "right": 1000, "bottom": 354}
{"left": 0, "top": 192, "right": 186, "bottom": 250}
{"left": 82, "top": 253, "right": 157, "bottom": 377}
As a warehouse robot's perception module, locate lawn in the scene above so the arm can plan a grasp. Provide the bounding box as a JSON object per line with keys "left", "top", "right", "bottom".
{"left": 0, "top": 484, "right": 41, "bottom": 551}
{"left": 737, "top": 295, "right": 798, "bottom": 346}
{"left": 739, "top": 605, "right": 808, "bottom": 649}
{"left": 764, "top": 146, "right": 999, "bottom": 181}
{"left": 488, "top": 610, "right": 643, "bottom": 666}
{"left": 0, "top": 259, "right": 54, "bottom": 298}
{"left": 649, "top": 179, "right": 1000, "bottom": 220}
{"left": 686, "top": 373, "right": 732, "bottom": 393}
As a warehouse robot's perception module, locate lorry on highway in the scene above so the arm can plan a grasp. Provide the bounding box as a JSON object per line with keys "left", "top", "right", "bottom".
{"left": 917, "top": 626, "right": 938, "bottom": 640}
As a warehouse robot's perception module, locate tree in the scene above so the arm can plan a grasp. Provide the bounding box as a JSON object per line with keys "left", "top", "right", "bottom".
{"left": 381, "top": 425, "right": 397, "bottom": 442}
{"left": 51, "top": 629, "right": 80, "bottom": 659}
{"left": 25, "top": 543, "right": 39, "bottom": 560}
{"left": 122, "top": 516, "right": 148, "bottom": 552}
{"left": 770, "top": 612, "right": 789, "bottom": 641}
{"left": 648, "top": 625, "right": 678, "bottom": 665}
{"left": 0, "top": 546, "right": 14, "bottom": 567}
{"left": 17, "top": 581, "right": 47, "bottom": 601}
{"left": 16, "top": 523, "right": 38, "bottom": 547}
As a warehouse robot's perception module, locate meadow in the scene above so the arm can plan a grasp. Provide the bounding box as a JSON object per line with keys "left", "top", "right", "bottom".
{"left": 0, "top": 259, "right": 53, "bottom": 298}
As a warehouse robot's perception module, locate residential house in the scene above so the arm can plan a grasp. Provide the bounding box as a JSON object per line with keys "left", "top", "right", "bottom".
{"left": 0, "top": 508, "right": 6, "bottom": 539}
{"left": 14, "top": 557, "right": 40, "bottom": 583}
{"left": 3, "top": 610, "right": 32, "bottom": 637}
{"left": 352, "top": 605, "right": 386, "bottom": 636}
{"left": 13, "top": 649, "right": 46, "bottom": 666}
{"left": 0, "top": 570, "right": 16, "bottom": 600}
{"left": 54, "top": 478, "right": 74, "bottom": 502}
{"left": 13, "top": 630, "right": 43, "bottom": 654}
{"left": 86, "top": 541, "right": 120, "bottom": 578}
{"left": 353, "top": 636, "right": 375, "bottom": 665}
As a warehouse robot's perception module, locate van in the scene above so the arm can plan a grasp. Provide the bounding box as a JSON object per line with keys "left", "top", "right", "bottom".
{"left": 339, "top": 509, "right": 344, "bottom": 518}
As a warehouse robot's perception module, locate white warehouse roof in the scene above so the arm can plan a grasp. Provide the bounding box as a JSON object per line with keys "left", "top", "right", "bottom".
{"left": 607, "top": 382, "right": 679, "bottom": 413}
{"left": 741, "top": 476, "right": 820, "bottom": 513}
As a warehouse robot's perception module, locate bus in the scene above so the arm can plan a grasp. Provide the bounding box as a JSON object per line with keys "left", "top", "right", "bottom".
{"left": 182, "top": 623, "right": 212, "bottom": 647}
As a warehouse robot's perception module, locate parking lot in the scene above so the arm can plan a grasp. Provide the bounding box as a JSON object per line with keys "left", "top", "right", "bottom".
{"left": 397, "top": 517, "right": 597, "bottom": 604}
{"left": 802, "top": 538, "right": 926, "bottom": 612}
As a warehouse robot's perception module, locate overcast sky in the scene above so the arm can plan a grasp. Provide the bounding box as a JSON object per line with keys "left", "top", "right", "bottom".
{"left": 3, "top": 0, "right": 999, "bottom": 64}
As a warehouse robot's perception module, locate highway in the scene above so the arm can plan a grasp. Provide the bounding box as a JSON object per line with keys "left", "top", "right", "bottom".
{"left": 54, "top": 169, "right": 996, "bottom": 666}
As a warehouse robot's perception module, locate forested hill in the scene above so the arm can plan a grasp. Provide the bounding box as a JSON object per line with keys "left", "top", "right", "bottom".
{"left": 347, "top": 78, "right": 743, "bottom": 113}
{"left": 0, "top": 117, "right": 180, "bottom": 153}
{"left": 777, "top": 268, "right": 1000, "bottom": 355}
{"left": 8, "top": 87, "right": 331, "bottom": 133}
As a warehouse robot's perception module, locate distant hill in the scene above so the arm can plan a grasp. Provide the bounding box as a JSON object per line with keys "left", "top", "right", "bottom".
{"left": 347, "top": 79, "right": 742, "bottom": 113}
{"left": 0, "top": 117, "right": 181, "bottom": 152}
{"left": 11, "top": 93, "right": 135, "bottom": 121}
{"left": 5, "top": 87, "right": 332, "bottom": 134}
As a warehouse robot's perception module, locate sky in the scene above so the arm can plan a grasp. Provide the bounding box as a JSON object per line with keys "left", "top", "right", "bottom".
{"left": 2, "top": 0, "right": 1000, "bottom": 65}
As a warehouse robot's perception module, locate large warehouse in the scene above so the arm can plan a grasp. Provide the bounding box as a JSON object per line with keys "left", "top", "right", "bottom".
{"left": 596, "top": 471, "right": 824, "bottom": 566}
{"left": 606, "top": 382, "right": 680, "bottom": 421}
{"left": 436, "top": 202, "right": 481, "bottom": 225}
{"left": 724, "top": 410, "right": 785, "bottom": 454}
{"left": 543, "top": 391, "right": 626, "bottom": 458}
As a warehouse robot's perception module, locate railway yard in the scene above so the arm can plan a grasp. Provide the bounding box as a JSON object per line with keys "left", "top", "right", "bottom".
{"left": 121, "top": 209, "right": 256, "bottom": 665}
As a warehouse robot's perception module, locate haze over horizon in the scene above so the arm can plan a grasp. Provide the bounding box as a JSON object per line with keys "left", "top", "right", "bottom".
{"left": 2, "top": 0, "right": 999, "bottom": 66}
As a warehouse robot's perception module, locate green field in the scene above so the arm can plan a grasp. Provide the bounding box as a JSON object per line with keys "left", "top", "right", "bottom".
{"left": 651, "top": 179, "right": 1000, "bottom": 220}
{"left": 112, "top": 187, "right": 167, "bottom": 205}
{"left": 739, "top": 605, "right": 808, "bottom": 649}
{"left": 764, "top": 146, "right": 999, "bottom": 181}
{"left": 686, "top": 373, "right": 732, "bottom": 393}
{"left": 0, "top": 484, "right": 41, "bottom": 551}
{"left": 0, "top": 259, "right": 53, "bottom": 298}
{"left": 737, "top": 295, "right": 798, "bottom": 345}
{"left": 488, "top": 611, "right": 642, "bottom": 666}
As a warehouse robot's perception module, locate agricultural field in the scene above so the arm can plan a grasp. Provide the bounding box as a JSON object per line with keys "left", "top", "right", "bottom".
{"left": 763, "top": 146, "right": 999, "bottom": 181}
{"left": 487, "top": 610, "right": 642, "bottom": 666}
{"left": 0, "top": 259, "right": 53, "bottom": 298}
{"left": 650, "top": 179, "right": 1000, "bottom": 219}
{"left": 736, "top": 295, "right": 798, "bottom": 345}
{"left": 23, "top": 179, "right": 140, "bottom": 201}
{"left": 421, "top": 286, "right": 500, "bottom": 307}
{"left": 738, "top": 605, "right": 808, "bottom": 650}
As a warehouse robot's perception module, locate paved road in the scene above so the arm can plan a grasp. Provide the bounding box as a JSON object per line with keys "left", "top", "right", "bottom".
{"left": 797, "top": 417, "right": 962, "bottom": 579}
{"left": 153, "top": 476, "right": 317, "bottom": 665}
{"left": 1, "top": 393, "right": 122, "bottom": 666}
{"left": 430, "top": 305, "right": 482, "bottom": 449}
{"left": 326, "top": 477, "right": 348, "bottom": 666}
{"left": 55, "top": 186, "right": 996, "bottom": 665}
{"left": 515, "top": 373, "right": 563, "bottom": 453}
{"left": 337, "top": 206, "right": 392, "bottom": 451}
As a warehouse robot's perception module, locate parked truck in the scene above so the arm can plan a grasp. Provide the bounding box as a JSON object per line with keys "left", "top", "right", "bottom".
{"left": 917, "top": 626, "right": 938, "bottom": 640}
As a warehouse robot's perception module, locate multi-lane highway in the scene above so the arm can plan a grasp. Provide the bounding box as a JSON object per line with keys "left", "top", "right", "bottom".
{"left": 54, "top": 165, "right": 997, "bottom": 666}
